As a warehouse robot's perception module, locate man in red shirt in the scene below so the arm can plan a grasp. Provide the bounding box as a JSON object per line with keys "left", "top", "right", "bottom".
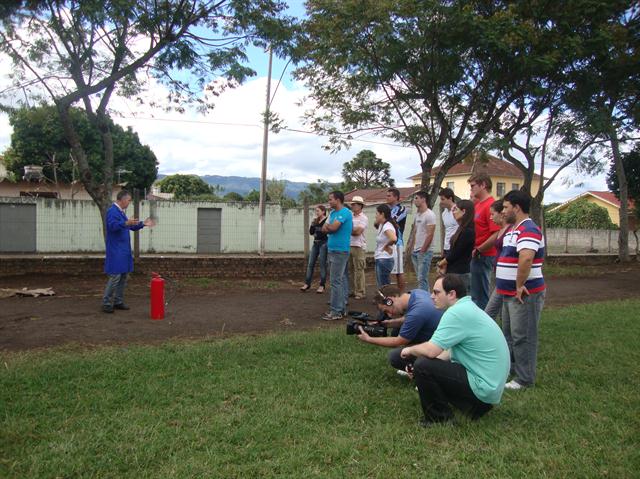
{"left": 468, "top": 173, "right": 500, "bottom": 310}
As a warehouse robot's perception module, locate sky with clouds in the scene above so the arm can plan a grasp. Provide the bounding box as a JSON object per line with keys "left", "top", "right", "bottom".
{"left": 0, "top": 2, "right": 611, "bottom": 204}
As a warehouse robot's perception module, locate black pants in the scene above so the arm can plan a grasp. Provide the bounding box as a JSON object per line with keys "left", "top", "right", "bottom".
{"left": 389, "top": 346, "right": 413, "bottom": 370}
{"left": 413, "top": 357, "right": 493, "bottom": 422}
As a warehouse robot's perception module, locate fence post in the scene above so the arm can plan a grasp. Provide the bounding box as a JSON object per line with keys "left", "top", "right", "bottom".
{"left": 303, "top": 198, "right": 310, "bottom": 261}
{"left": 608, "top": 229, "right": 612, "bottom": 253}
{"left": 564, "top": 228, "right": 569, "bottom": 253}
{"left": 133, "top": 188, "right": 140, "bottom": 258}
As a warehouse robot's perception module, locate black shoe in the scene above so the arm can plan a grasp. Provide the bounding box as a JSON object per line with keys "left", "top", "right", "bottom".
{"left": 114, "top": 303, "right": 130, "bottom": 310}
{"left": 102, "top": 305, "right": 114, "bottom": 313}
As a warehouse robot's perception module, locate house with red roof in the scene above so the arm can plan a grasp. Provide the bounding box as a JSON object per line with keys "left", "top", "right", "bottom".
{"left": 409, "top": 153, "right": 543, "bottom": 199}
{"left": 344, "top": 187, "right": 420, "bottom": 206}
{"left": 549, "top": 191, "right": 636, "bottom": 227}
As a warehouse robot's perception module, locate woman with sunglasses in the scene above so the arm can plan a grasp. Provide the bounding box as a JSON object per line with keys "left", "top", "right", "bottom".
{"left": 436, "top": 200, "right": 475, "bottom": 290}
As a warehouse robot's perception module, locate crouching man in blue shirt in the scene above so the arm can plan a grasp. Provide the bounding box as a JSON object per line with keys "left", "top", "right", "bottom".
{"left": 356, "top": 285, "right": 443, "bottom": 373}
{"left": 401, "top": 274, "right": 510, "bottom": 428}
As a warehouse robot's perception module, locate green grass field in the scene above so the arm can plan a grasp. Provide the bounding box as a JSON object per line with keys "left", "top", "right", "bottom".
{"left": 2, "top": 300, "right": 639, "bottom": 478}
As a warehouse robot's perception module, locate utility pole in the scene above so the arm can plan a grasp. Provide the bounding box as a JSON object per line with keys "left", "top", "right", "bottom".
{"left": 258, "top": 47, "right": 273, "bottom": 256}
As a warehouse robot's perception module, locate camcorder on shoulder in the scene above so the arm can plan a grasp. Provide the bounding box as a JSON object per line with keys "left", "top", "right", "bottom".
{"left": 345, "top": 311, "right": 387, "bottom": 337}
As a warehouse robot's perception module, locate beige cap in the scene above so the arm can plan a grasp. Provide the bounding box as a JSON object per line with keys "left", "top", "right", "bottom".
{"left": 350, "top": 195, "right": 365, "bottom": 205}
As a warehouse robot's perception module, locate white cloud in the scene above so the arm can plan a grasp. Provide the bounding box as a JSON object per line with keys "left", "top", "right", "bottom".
{"left": 0, "top": 67, "right": 609, "bottom": 201}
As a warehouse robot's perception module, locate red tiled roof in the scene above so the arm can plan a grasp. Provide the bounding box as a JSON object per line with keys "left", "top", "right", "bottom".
{"left": 408, "top": 154, "right": 542, "bottom": 181}
{"left": 549, "top": 190, "right": 636, "bottom": 214}
{"left": 588, "top": 191, "right": 635, "bottom": 209}
{"left": 344, "top": 187, "right": 420, "bottom": 205}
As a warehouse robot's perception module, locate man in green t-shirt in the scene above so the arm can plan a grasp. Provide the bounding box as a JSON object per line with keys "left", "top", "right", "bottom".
{"left": 401, "top": 274, "right": 510, "bottom": 427}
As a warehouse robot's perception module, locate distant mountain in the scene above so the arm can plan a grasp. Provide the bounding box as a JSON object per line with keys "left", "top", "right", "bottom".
{"left": 157, "top": 174, "right": 310, "bottom": 199}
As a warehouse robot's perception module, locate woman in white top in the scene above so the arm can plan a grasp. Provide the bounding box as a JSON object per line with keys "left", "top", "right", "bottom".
{"left": 374, "top": 204, "right": 398, "bottom": 288}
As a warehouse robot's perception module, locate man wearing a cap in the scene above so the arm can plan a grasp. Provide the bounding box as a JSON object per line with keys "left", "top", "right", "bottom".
{"left": 349, "top": 196, "right": 369, "bottom": 300}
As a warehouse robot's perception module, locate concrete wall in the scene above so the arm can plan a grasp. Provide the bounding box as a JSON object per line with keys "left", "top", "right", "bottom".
{"left": 545, "top": 228, "right": 636, "bottom": 254}
{"left": 0, "top": 196, "right": 445, "bottom": 255}
{"left": 0, "top": 197, "right": 339, "bottom": 254}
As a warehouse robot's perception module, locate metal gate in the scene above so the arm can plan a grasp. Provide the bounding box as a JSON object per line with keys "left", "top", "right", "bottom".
{"left": 196, "top": 208, "right": 221, "bottom": 253}
{"left": 0, "top": 203, "right": 37, "bottom": 252}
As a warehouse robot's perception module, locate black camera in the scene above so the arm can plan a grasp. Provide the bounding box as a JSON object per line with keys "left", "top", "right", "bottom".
{"left": 346, "top": 319, "right": 387, "bottom": 337}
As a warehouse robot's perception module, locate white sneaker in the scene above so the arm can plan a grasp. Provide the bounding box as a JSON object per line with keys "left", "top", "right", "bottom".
{"left": 505, "top": 380, "right": 525, "bottom": 390}
{"left": 396, "top": 369, "right": 410, "bottom": 378}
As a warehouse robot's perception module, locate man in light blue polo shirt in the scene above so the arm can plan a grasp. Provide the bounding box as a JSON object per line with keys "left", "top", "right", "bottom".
{"left": 401, "top": 274, "right": 509, "bottom": 427}
{"left": 321, "top": 190, "right": 353, "bottom": 320}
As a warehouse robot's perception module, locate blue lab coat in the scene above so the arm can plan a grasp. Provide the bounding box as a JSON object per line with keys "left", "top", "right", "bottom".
{"left": 104, "top": 203, "right": 143, "bottom": 274}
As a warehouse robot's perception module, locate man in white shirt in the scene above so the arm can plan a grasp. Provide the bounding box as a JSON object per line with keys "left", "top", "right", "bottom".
{"left": 406, "top": 191, "right": 436, "bottom": 291}
{"left": 438, "top": 187, "right": 458, "bottom": 256}
{"left": 348, "top": 196, "right": 368, "bottom": 299}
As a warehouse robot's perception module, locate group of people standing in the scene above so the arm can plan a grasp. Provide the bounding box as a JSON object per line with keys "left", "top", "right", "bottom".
{"left": 312, "top": 174, "right": 546, "bottom": 426}
{"left": 436, "top": 173, "right": 546, "bottom": 389}
{"left": 302, "top": 188, "right": 439, "bottom": 321}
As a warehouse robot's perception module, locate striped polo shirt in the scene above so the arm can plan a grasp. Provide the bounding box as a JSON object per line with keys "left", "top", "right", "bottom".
{"left": 495, "top": 218, "right": 545, "bottom": 296}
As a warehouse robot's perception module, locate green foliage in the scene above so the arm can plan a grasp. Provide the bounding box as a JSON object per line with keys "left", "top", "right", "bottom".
{"left": 1, "top": 300, "right": 639, "bottom": 477}
{"left": 223, "top": 191, "right": 244, "bottom": 202}
{"left": 0, "top": 0, "right": 294, "bottom": 220}
{"left": 607, "top": 146, "right": 640, "bottom": 216}
{"left": 157, "top": 174, "right": 215, "bottom": 200}
{"left": 297, "top": 179, "right": 336, "bottom": 205}
{"left": 294, "top": 0, "right": 564, "bottom": 202}
{"left": 266, "top": 177, "right": 286, "bottom": 204}
{"left": 4, "top": 105, "right": 157, "bottom": 191}
{"left": 245, "top": 189, "right": 262, "bottom": 202}
{"left": 546, "top": 199, "right": 617, "bottom": 230}
{"left": 341, "top": 149, "right": 394, "bottom": 190}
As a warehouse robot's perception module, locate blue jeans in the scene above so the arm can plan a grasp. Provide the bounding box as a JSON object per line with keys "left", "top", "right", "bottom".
{"left": 411, "top": 250, "right": 434, "bottom": 291}
{"left": 328, "top": 251, "right": 349, "bottom": 314}
{"left": 470, "top": 255, "right": 496, "bottom": 310}
{"left": 375, "top": 257, "right": 394, "bottom": 289}
{"left": 484, "top": 288, "right": 504, "bottom": 321}
{"left": 304, "top": 241, "right": 327, "bottom": 286}
{"left": 103, "top": 273, "right": 128, "bottom": 306}
{"left": 502, "top": 291, "right": 545, "bottom": 386}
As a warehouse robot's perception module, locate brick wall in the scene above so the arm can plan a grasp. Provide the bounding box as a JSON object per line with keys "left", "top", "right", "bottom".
{"left": 0, "top": 253, "right": 634, "bottom": 279}
{"left": 0, "top": 255, "right": 313, "bottom": 279}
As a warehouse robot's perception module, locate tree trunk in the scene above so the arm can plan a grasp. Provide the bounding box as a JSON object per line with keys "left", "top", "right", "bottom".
{"left": 529, "top": 193, "right": 544, "bottom": 228}
{"left": 610, "top": 131, "right": 630, "bottom": 262}
{"left": 57, "top": 103, "right": 113, "bottom": 243}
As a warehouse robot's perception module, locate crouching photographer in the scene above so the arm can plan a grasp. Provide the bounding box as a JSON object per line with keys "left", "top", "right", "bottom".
{"left": 355, "top": 285, "right": 443, "bottom": 374}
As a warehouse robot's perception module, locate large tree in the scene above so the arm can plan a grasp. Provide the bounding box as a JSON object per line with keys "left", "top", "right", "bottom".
{"left": 0, "top": 0, "right": 292, "bottom": 236}
{"left": 491, "top": 94, "right": 605, "bottom": 226}
{"left": 297, "top": 179, "right": 336, "bottom": 205}
{"left": 293, "top": 0, "right": 559, "bottom": 205}
{"left": 4, "top": 105, "right": 157, "bottom": 192}
{"left": 607, "top": 145, "right": 640, "bottom": 255}
{"left": 157, "top": 174, "right": 214, "bottom": 200}
{"left": 562, "top": 1, "right": 639, "bottom": 261}
{"left": 607, "top": 146, "right": 640, "bottom": 212}
{"left": 489, "top": 1, "right": 638, "bottom": 245}
{"left": 341, "top": 149, "right": 393, "bottom": 191}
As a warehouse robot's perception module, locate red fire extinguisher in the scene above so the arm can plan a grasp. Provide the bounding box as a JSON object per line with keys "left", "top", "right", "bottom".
{"left": 150, "top": 272, "right": 165, "bottom": 320}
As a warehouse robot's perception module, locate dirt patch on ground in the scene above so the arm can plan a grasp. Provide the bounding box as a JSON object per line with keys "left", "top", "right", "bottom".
{"left": 1, "top": 263, "right": 639, "bottom": 352}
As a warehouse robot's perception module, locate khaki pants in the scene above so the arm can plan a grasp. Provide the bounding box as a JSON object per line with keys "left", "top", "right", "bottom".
{"left": 349, "top": 246, "right": 366, "bottom": 297}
